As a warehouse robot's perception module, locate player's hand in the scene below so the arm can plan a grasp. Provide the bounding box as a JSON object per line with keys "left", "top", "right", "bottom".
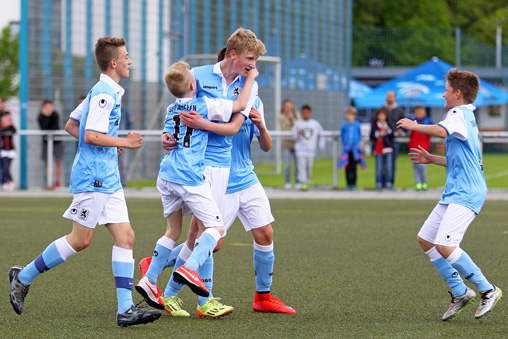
{"left": 409, "top": 146, "right": 431, "bottom": 164}
{"left": 249, "top": 107, "right": 264, "bottom": 129}
{"left": 126, "top": 131, "right": 142, "bottom": 149}
{"left": 161, "top": 132, "right": 177, "bottom": 154}
{"left": 397, "top": 118, "right": 417, "bottom": 131}
{"left": 117, "top": 147, "right": 123, "bottom": 156}
{"left": 179, "top": 111, "right": 207, "bottom": 129}
{"left": 247, "top": 67, "right": 259, "bottom": 79}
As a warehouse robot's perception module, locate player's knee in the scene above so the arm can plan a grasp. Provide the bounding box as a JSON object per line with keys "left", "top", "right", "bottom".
{"left": 253, "top": 224, "right": 273, "bottom": 245}
{"left": 417, "top": 236, "right": 431, "bottom": 251}
{"left": 213, "top": 237, "right": 225, "bottom": 253}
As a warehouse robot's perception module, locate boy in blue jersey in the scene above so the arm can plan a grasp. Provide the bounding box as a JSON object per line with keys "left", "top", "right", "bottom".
{"left": 397, "top": 68, "right": 502, "bottom": 321}
{"left": 135, "top": 61, "right": 258, "bottom": 313}
{"left": 150, "top": 29, "right": 267, "bottom": 318}
{"left": 8, "top": 37, "right": 162, "bottom": 327}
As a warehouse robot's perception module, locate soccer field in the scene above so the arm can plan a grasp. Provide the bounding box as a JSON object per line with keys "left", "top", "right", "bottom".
{"left": 2, "top": 197, "right": 507, "bottom": 338}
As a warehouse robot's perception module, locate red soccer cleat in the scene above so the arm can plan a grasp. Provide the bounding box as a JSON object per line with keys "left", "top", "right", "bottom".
{"left": 253, "top": 292, "right": 296, "bottom": 314}
{"left": 138, "top": 257, "right": 152, "bottom": 278}
{"left": 173, "top": 265, "right": 209, "bottom": 297}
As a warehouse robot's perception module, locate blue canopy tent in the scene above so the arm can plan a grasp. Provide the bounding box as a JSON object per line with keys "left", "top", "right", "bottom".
{"left": 355, "top": 57, "right": 508, "bottom": 109}
{"left": 349, "top": 77, "right": 372, "bottom": 99}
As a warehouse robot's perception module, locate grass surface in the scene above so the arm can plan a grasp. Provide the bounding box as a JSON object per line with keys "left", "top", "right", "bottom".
{"left": 2, "top": 198, "right": 508, "bottom": 338}
{"left": 128, "top": 153, "right": 508, "bottom": 190}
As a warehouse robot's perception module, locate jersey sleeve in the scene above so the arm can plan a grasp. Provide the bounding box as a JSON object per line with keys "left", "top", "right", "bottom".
{"left": 69, "top": 101, "right": 84, "bottom": 121}
{"left": 239, "top": 82, "right": 259, "bottom": 119}
{"left": 204, "top": 97, "right": 234, "bottom": 122}
{"left": 438, "top": 108, "right": 467, "bottom": 141}
{"left": 253, "top": 100, "right": 265, "bottom": 137}
{"left": 84, "top": 93, "right": 115, "bottom": 133}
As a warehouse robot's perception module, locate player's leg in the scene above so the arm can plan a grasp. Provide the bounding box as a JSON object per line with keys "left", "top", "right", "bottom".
{"left": 418, "top": 203, "right": 472, "bottom": 321}
{"left": 435, "top": 204, "right": 502, "bottom": 319}
{"left": 9, "top": 192, "right": 105, "bottom": 315}
{"left": 235, "top": 183, "right": 295, "bottom": 313}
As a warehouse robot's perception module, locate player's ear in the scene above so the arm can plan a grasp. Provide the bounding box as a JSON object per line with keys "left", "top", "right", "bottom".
{"left": 109, "top": 59, "right": 117, "bottom": 69}
{"left": 229, "top": 49, "right": 237, "bottom": 59}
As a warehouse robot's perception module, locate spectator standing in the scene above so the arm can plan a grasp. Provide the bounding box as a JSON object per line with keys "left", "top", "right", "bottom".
{"left": 279, "top": 99, "right": 301, "bottom": 189}
{"left": 0, "top": 95, "right": 11, "bottom": 183}
{"left": 338, "top": 106, "right": 366, "bottom": 189}
{"left": 370, "top": 107, "right": 395, "bottom": 189}
{"left": 384, "top": 90, "right": 405, "bottom": 187}
{"left": 292, "top": 104, "right": 325, "bottom": 190}
{"left": 38, "top": 100, "right": 64, "bottom": 188}
{"left": 408, "top": 105, "right": 434, "bottom": 191}
{"left": 0, "top": 111, "right": 16, "bottom": 191}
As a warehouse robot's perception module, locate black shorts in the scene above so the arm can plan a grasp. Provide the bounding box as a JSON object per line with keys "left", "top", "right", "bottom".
{"left": 41, "top": 141, "right": 64, "bottom": 161}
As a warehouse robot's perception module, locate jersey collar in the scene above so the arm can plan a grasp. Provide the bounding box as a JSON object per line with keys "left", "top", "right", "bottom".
{"left": 100, "top": 73, "right": 125, "bottom": 97}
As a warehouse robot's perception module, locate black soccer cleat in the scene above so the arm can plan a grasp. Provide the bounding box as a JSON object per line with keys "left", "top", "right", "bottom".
{"left": 9, "top": 265, "right": 30, "bottom": 315}
{"left": 116, "top": 306, "right": 161, "bottom": 327}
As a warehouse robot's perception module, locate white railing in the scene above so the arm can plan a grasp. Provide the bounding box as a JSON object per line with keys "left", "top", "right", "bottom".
{"left": 17, "top": 130, "right": 508, "bottom": 189}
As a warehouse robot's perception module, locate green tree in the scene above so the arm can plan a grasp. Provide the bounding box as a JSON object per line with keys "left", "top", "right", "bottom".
{"left": 0, "top": 25, "right": 19, "bottom": 99}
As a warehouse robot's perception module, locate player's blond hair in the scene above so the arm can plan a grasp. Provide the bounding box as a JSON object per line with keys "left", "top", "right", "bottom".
{"left": 225, "top": 28, "right": 266, "bottom": 58}
{"left": 445, "top": 68, "right": 479, "bottom": 104}
{"left": 95, "top": 37, "right": 126, "bottom": 72}
{"left": 165, "top": 62, "right": 194, "bottom": 98}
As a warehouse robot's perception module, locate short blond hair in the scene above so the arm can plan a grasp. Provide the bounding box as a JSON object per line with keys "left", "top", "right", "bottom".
{"left": 225, "top": 27, "right": 266, "bottom": 58}
{"left": 345, "top": 106, "right": 357, "bottom": 116}
{"left": 165, "top": 62, "right": 193, "bottom": 98}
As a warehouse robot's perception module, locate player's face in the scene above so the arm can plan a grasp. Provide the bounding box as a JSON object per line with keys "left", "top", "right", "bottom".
{"left": 233, "top": 51, "right": 257, "bottom": 77}
{"left": 114, "top": 46, "right": 132, "bottom": 79}
{"left": 443, "top": 81, "right": 456, "bottom": 110}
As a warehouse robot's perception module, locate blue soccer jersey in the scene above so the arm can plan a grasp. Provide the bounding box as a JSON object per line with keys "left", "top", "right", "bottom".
{"left": 192, "top": 63, "right": 257, "bottom": 167}
{"left": 226, "top": 97, "right": 264, "bottom": 194}
{"left": 438, "top": 104, "right": 487, "bottom": 214}
{"left": 158, "top": 97, "right": 234, "bottom": 186}
{"left": 69, "top": 74, "right": 124, "bottom": 193}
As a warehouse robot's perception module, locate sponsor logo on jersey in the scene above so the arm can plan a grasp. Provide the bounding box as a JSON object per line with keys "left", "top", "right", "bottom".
{"left": 203, "top": 85, "right": 218, "bottom": 89}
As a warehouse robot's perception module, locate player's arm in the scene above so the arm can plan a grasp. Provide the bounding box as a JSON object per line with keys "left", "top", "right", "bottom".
{"left": 409, "top": 145, "right": 447, "bottom": 167}
{"left": 65, "top": 118, "right": 80, "bottom": 139}
{"left": 161, "top": 132, "right": 178, "bottom": 154}
{"left": 232, "top": 68, "right": 259, "bottom": 113}
{"left": 397, "top": 118, "right": 448, "bottom": 138}
{"left": 250, "top": 105, "right": 271, "bottom": 152}
{"left": 84, "top": 130, "right": 142, "bottom": 149}
{"left": 179, "top": 111, "right": 245, "bottom": 137}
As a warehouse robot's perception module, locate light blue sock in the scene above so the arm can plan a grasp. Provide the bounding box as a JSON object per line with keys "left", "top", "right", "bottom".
{"left": 146, "top": 237, "right": 174, "bottom": 284}
{"left": 185, "top": 230, "right": 218, "bottom": 271}
{"left": 198, "top": 256, "right": 214, "bottom": 306}
{"left": 19, "top": 240, "right": 67, "bottom": 285}
{"left": 112, "top": 246, "right": 135, "bottom": 313}
{"left": 431, "top": 258, "right": 467, "bottom": 296}
{"left": 253, "top": 245, "right": 274, "bottom": 292}
{"left": 451, "top": 250, "right": 494, "bottom": 293}
{"left": 164, "top": 243, "right": 183, "bottom": 270}
{"left": 164, "top": 256, "right": 186, "bottom": 297}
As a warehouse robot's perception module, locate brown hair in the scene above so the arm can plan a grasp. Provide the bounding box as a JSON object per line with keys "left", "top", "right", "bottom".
{"left": 445, "top": 68, "right": 479, "bottom": 104}
{"left": 225, "top": 28, "right": 266, "bottom": 59}
{"left": 376, "top": 106, "right": 388, "bottom": 119}
{"left": 95, "top": 37, "right": 127, "bottom": 72}
{"left": 164, "top": 62, "right": 194, "bottom": 98}
{"left": 345, "top": 106, "right": 357, "bottom": 115}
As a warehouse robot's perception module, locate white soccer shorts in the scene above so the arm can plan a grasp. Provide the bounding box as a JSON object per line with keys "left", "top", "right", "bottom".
{"left": 182, "top": 166, "right": 230, "bottom": 217}
{"left": 63, "top": 190, "right": 129, "bottom": 229}
{"left": 418, "top": 203, "right": 476, "bottom": 247}
{"left": 157, "top": 176, "right": 223, "bottom": 228}
{"left": 222, "top": 182, "right": 275, "bottom": 237}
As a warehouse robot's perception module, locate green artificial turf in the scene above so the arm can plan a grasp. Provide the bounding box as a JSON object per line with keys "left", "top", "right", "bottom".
{"left": 2, "top": 198, "right": 508, "bottom": 338}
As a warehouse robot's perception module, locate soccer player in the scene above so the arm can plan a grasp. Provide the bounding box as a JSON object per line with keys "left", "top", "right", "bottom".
{"left": 135, "top": 60, "right": 258, "bottom": 311}
{"left": 8, "top": 37, "right": 162, "bottom": 327}
{"left": 152, "top": 28, "right": 266, "bottom": 318}
{"left": 178, "top": 97, "right": 296, "bottom": 314}
{"left": 397, "top": 68, "right": 502, "bottom": 321}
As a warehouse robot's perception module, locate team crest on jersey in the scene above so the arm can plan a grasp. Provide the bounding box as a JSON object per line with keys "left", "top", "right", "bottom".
{"left": 79, "top": 208, "right": 90, "bottom": 221}
{"left": 302, "top": 127, "right": 314, "bottom": 140}
{"left": 99, "top": 99, "right": 107, "bottom": 108}
{"left": 232, "top": 86, "right": 241, "bottom": 97}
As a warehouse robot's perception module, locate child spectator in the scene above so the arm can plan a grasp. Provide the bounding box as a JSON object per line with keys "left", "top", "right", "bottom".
{"left": 292, "top": 104, "right": 325, "bottom": 190}
{"left": 0, "top": 112, "right": 16, "bottom": 191}
{"left": 408, "top": 105, "right": 434, "bottom": 190}
{"left": 370, "top": 107, "right": 395, "bottom": 189}
{"left": 338, "top": 106, "right": 366, "bottom": 190}
{"left": 38, "top": 100, "right": 64, "bottom": 188}
{"left": 279, "top": 99, "right": 301, "bottom": 189}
